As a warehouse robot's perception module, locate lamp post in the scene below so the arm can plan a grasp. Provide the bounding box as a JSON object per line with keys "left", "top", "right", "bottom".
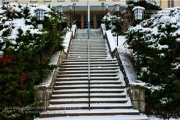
{"left": 57, "top": 5, "right": 63, "bottom": 18}
{"left": 68, "top": 5, "right": 73, "bottom": 27}
{"left": 105, "top": 4, "right": 108, "bottom": 21}
{"left": 114, "top": 4, "right": 120, "bottom": 46}
{"left": 132, "top": 6, "right": 145, "bottom": 79}
{"left": 35, "top": 8, "right": 45, "bottom": 84}
{"left": 101, "top": 2, "right": 104, "bottom": 15}
{"left": 73, "top": 3, "right": 76, "bottom": 23}
{"left": 57, "top": 5, "right": 63, "bottom": 31}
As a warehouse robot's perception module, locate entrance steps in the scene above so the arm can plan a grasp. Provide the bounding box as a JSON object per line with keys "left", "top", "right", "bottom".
{"left": 39, "top": 29, "right": 148, "bottom": 120}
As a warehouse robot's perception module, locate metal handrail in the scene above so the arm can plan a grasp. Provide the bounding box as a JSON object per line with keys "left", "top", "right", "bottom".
{"left": 88, "top": 34, "right": 90, "bottom": 111}
{"left": 87, "top": 0, "right": 91, "bottom": 111}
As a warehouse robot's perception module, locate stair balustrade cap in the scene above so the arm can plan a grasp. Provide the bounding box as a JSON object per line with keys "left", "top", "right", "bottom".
{"left": 129, "top": 79, "right": 146, "bottom": 87}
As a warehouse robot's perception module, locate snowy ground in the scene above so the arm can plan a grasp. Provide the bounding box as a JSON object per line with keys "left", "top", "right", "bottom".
{"left": 35, "top": 115, "right": 168, "bottom": 120}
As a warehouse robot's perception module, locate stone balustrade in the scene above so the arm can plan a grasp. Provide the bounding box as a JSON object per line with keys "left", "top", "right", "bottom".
{"left": 101, "top": 24, "right": 145, "bottom": 113}
{"left": 34, "top": 25, "right": 76, "bottom": 111}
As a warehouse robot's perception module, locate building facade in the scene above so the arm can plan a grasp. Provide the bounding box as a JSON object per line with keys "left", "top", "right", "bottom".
{"left": 1, "top": 0, "right": 180, "bottom": 29}
{"left": 1, "top": 0, "right": 180, "bottom": 8}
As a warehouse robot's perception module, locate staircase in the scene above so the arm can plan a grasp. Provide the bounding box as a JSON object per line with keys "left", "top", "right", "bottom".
{"left": 40, "top": 29, "right": 148, "bottom": 119}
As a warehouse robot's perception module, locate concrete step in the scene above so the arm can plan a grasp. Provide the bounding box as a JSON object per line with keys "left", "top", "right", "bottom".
{"left": 58, "top": 70, "right": 118, "bottom": 74}
{"left": 60, "top": 66, "right": 119, "bottom": 71}
{"left": 39, "top": 115, "right": 148, "bottom": 120}
{"left": 40, "top": 109, "right": 140, "bottom": 118}
{"left": 70, "top": 39, "right": 105, "bottom": 43}
{"left": 63, "top": 59, "right": 117, "bottom": 62}
{"left": 75, "top": 35, "right": 102, "bottom": 38}
{"left": 61, "top": 61, "right": 117, "bottom": 64}
{"left": 57, "top": 73, "right": 118, "bottom": 77}
{"left": 67, "top": 56, "right": 107, "bottom": 60}
{"left": 68, "top": 54, "right": 107, "bottom": 57}
{"left": 49, "top": 98, "right": 128, "bottom": 104}
{"left": 55, "top": 81, "right": 122, "bottom": 85}
{"left": 53, "top": 84, "right": 123, "bottom": 89}
{"left": 71, "top": 44, "right": 106, "bottom": 47}
{"left": 47, "top": 103, "right": 133, "bottom": 110}
{"left": 70, "top": 46, "right": 106, "bottom": 49}
{"left": 69, "top": 49, "right": 107, "bottom": 52}
{"left": 52, "top": 88, "right": 125, "bottom": 94}
{"left": 60, "top": 66, "right": 118, "bottom": 70}
{"left": 60, "top": 63, "right": 118, "bottom": 67}
{"left": 51, "top": 93, "right": 127, "bottom": 99}
{"left": 56, "top": 76, "right": 120, "bottom": 81}
{"left": 69, "top": 52, "right": 107, "bottom": 55}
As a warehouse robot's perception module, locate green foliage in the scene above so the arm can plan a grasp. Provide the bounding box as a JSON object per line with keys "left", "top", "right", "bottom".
{"left": 2, "top": 28, "right": 12, "bottom": 37}
{"left": 23, "top": 6, "right": 30, "bottom": 18}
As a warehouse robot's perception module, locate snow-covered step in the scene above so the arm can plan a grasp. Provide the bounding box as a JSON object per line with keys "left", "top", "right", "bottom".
{"left": 49, "top": 98, "right": 128, "bottom": 104}
{"left": 57, "top": 73, "right": 118, "bottom": 77}
{"left": 69, "top": 49, "right": 106, "bottom": 52}
{"left": 60, "top": 64, "right": 118, "bottom": 67}
{"left": 54, "top": 83, "right": 123, "bottom": 87}
{"left": 61, "top": 61, "right": 117, "bottom": 64}
{"left": 63, "top": 59, "right": 117, "bottom": 62}
{"left": 58, "top": 70, "right": 118, "bottom": 74}
{"left": 71, "top": 42, "right": 105, "bottom": 45}
{"left": 56, "top": 76, "right": 120, "bottom": 81}
{"left": 67, "top": 56, "right": 107, "bottom": 60}
{"left": 52, "top": 88, "right": 125, "bottom": 94}
{"left": 51, "top": 93, "right": 127, "bottom": 99}
{"left": 75, "top": 36, "right": 103, "bottom": 38}
{"left": 69, "top": 52, "right": 107, "bottom": 55}
{"left": 72, "top": 42, "right": 105, "bottom": 45}
{"left": 55, "top": 80, "right": 121, "bottom": 85}
{"left": 47, "top": 103, "right": 133, "bottom": 110}
{"left": 70, "top": 46, "right": 106, "bottom": 50}
{"left": 40, "top": 109, "right": 140, "bottom": 118}
{"left": 69, "top": 48, "right": 107, "bottom": 51}
{"left": 68, "top": 53, "right": 107, "bottom": 56}
{"left": 60, "top": 66, "right": 119, "bottom": 70}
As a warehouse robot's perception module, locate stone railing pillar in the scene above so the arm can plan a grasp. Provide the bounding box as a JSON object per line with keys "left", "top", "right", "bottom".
{"left": 34, "top": 85, "right": 48, "bottom": 111}
{"left": 129, "top": 83, "right": 145, "bottom": 113}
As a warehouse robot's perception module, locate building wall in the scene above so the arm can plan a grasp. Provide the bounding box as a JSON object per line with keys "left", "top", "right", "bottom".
{"left": 8, "top": 0, "right": 124, "bottom": 4}
{"left": 2, "top": 0, "right": 180, "bottom": 8}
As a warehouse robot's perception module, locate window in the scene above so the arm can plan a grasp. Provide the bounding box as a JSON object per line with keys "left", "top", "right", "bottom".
{"left": 71, "top": 0, "right": 78, "bottom": 2}
{"left": 30, "top": 0, "right": 38, "bottom": 2}
{"left": 57, "top": 0, "right": 65, "bottom": 1}
{"left": 44, "top": 0, "right": 51, "bottom": 2}
{"left": 168, "top": 0, "right": 174, "bottom": 7}
{"left": 171, "top": 0, "right": 174, "bottom": 7}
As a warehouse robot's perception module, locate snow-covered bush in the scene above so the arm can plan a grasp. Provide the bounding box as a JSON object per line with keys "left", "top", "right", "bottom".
{"left": 102, "top": 13, "right": 123, "bottom": 35}
{"left": 125, "top": 7, "right": 180, "bottom": 118}
{"left": 0, "top": 3, "right": 69, "bottom": 119}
